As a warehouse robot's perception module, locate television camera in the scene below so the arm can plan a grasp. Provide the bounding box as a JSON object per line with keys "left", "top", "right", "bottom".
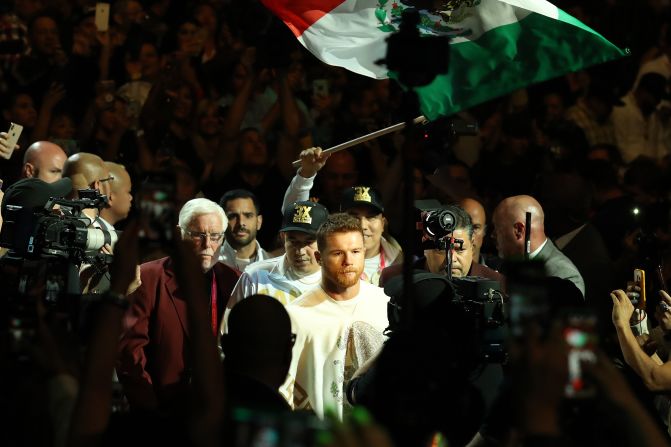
{"left": 0, "top": 189, "right": 118, "bottom": 360}
{"left": 411, "top": 203, "right": 507, "bottom": 362}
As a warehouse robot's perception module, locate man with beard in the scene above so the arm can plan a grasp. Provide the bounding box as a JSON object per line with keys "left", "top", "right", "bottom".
{"left": 283, "top": 147, "right": 402, "bottom": 285}
{"left": 20, "top": 141, "right": 68, "bottom": 183}
{"left": 225, "top": 201, "right": 329, "bottom": 320}
{"left": 286, "top": 213, "right": 389, "bottom": 419}
{"left": 118, "top": 198, "right": 240, "bottom": 414}
{"left": 379, "top": 204, "right": 503, "bottom": 286}
{"left": 492, "top": 195, "right": 584, "bottom": 296}
{"left": 218, "top": 189, "right": 269, "bottom": 272}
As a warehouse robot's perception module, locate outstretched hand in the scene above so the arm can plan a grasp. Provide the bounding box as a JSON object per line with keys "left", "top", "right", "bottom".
{"left": 298, "top": 146, "right": 330, "bottom": 178}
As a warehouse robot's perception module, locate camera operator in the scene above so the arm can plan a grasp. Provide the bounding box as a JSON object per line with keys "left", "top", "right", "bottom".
{"left": 62, "top": 152, "right": 114, "bottom": 229}
{"left": 380, "top": 203, "right": 503, "bottom": 285}
{"left": 99, "top": 162, "right": 133, "bottom": 229}
{"left": 0, "top": 176, "right": 77, "bottom": 446}
{"left": 0, "top": 176, "right": 73, "bottom": 254}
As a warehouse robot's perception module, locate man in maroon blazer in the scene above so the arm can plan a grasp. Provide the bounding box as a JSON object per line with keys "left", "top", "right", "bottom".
{"left": 117, "top": 198, "right": 240, "bottom": 415}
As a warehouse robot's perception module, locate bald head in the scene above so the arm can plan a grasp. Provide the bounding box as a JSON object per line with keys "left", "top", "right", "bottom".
{"left": 459, "top": 198, "right": 486, "bottom": 262}
{"left": 21, "top": 141, "right": 67, "bottom": 183}
{"left": 105, "top": 162, "right": 130, "bottom": 193}
{"left": 100, "top": 162, "right": 133, "bottom": 225}
{"left": 62, "top": 153, "right": 110, "bottom": 198}
{"left": 492, "top": 195, "right": 546, "bottom": 259}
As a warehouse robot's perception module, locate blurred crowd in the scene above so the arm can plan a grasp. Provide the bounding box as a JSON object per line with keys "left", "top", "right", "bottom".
{"left": 1, "top": 0, "right": 671, "bottom": 446}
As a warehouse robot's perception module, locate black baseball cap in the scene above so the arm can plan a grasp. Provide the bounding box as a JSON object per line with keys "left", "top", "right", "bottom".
{"left": 340, "top": 186, "right": 384, "bottom": 214}
{"left": 281, "top": 201, "right": 329, "bottom": 235}
{"left": 1, "top": 177, "right": 72, "bottom": 214}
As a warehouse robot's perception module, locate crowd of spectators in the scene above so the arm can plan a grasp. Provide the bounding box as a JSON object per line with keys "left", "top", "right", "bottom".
{"left": 1, "top": 0, "right": 671, "bottom": 446}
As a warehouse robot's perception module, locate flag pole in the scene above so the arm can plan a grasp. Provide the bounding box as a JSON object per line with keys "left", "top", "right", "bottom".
{"left": 291, "top": 115, "right": 427, "bottom": 168}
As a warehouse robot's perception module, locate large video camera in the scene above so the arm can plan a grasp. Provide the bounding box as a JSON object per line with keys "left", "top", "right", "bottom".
{"left": 451, "top": 276, "right": 506, "bottom": 363}
{"left": 0, "top": 189, "right": 117, "bottom": 262}
{"left": 0, "top": 189, "right": 117, "bottom": 361}
{"left": 411, "top": 202, "right": 507, "bottom": 362}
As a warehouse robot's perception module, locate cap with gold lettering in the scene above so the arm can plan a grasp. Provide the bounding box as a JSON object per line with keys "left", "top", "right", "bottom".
{"left": 340, "top": 186, "right": 384, "bottom": 214}
{"left": 280, "top": 201, "right": 329, "bottom": 234}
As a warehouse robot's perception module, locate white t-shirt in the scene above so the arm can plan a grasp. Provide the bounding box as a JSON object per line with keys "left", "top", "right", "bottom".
{"left": 221, "top": 255, "right": 321, "bottom": 335}
{"left": 228, "top": 255, "right": 321, "bottom": 307}
{"left": 286, "top": 281, "right": 389, "bottom": 419}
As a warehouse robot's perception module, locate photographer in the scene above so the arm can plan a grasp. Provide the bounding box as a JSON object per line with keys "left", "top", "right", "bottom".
{"left": 1, "top": 176, "right": 91, "bottom": 447}
{"left": 380, "top": 203, "right": 503, "bottom": 285}
{"left": 61, "top": 152, "right": 113, "bottom": 225}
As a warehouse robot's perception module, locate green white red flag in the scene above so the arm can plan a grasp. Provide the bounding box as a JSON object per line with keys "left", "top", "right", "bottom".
{"left": 261, "top": 0, "right": 628, "bottom": 120}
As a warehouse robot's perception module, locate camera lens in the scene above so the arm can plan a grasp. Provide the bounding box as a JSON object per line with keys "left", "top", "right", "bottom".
{"left": 424, "top": 209, "right": 456, "bottom": 239}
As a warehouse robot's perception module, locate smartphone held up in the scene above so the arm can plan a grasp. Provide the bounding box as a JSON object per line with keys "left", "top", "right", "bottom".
{"left": 563, "top": 310, "right": 598, "bottom": 399}
{"left": 2, "top": 122, "right": 23, "bottom": 159}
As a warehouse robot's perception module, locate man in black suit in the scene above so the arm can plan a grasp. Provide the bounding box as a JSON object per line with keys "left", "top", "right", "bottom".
{"left": 538, "top": 173, "right": 615, "bottom": 305}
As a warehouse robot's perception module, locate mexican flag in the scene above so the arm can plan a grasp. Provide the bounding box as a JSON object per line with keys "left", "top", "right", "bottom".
{"left": 261, "top": 0, "right": 628, "bottom": 120}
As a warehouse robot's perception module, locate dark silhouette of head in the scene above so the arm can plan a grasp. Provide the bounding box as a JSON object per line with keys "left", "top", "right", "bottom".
{"left": 222, "top": 294, "right": 294, "bottom": 390}
{"left": 369, "top": 271, "right": 485, "bottom": 446}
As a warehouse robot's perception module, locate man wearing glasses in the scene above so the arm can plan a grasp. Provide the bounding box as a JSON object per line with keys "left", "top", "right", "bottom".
{"left": 61, "top": 152, "right": 114, "bottom": 228}
{"left": 118, "top": 198, "right": 240, "bottom": 415}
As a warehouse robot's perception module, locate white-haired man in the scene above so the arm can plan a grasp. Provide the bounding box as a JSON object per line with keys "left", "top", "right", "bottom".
{"left": 118, "top": 198, "right": 240, "bottom": 414}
